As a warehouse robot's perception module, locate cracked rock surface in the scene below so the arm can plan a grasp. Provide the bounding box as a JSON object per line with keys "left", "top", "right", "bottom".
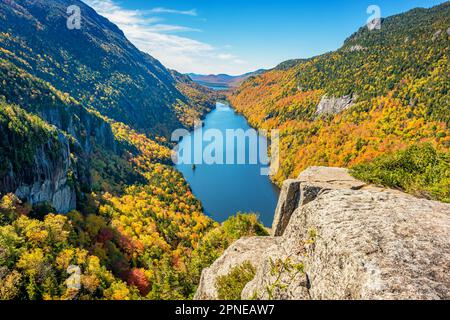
{"left": 195, "top": 167, "right": 450, "bottom": 300}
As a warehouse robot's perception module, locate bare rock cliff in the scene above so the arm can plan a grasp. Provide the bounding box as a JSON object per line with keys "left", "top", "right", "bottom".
{"left": 195, "top": 167, "right": 450, "bottom": 300}
{"left": 1, "top": 132, "right": 77, "bottom": 213}
{"left": 315, "top": 95, "right": 354, "bottom": 116}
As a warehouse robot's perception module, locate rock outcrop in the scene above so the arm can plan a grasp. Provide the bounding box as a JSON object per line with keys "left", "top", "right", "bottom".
{"left": 271, "top": 167, "right": 367, "bottom": 236}
{"left": 194, "top": 237, "right": 279, "bottom": 300}
{"left": 315, "top": 95, "right": 354, "bottom": 116}
{"left": 195, "top": 167, "right": 450, "bottom": 300}
{"left": 1, "top": 131, "right": 77, "bottom": 214}
{"left": 432, "top": 29, "right": 442, "bottom": 40}
{"left": 348, "top": 45, "right": 366, "bottom": 52}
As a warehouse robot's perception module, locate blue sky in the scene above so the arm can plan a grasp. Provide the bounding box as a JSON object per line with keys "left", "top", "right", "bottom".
{"left": 83, "top": 0, "right": 446, "bottom": 75}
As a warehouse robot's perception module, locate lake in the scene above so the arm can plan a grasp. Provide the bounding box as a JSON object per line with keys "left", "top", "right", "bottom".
{"left": 175, "top": 102, "right": 280, "bottom": 226}
{"left": 195, "top": 81, "right": 229, "bottom": 91}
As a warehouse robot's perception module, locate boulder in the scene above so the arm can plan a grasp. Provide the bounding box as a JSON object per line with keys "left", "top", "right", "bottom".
{"left": 194, "top": 237, "right": 279, "bottom": 300}
{"left": 271, "top": 167, "right": 367, "bottom": 236}
{"left": 195, "top": 167, "right": 450, "bottom": 300}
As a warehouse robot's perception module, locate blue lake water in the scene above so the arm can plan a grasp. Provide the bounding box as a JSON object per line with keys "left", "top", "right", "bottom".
{"left": 175, "top": 102, "right": 280, "bottom": 226}
{"left": 195, "top": 81, "right": 229, "bottom": 91}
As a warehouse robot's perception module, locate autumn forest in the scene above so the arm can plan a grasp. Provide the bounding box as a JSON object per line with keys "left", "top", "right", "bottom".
{"left": 0, "top": 0, "right": 449, "bottom": 302}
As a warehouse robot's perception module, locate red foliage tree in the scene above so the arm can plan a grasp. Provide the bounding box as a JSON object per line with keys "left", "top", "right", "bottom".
{"left": 126, "top": 268, "right": 150, "bottom": 296}
{"left": 97, "top": 227, "right": 115, "bottom": 243}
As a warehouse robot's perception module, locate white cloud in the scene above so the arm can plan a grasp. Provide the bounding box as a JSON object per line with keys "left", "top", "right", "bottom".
{"left": 146, "top": 24, "right": 201, "bottom": 33}
{"left": 148, "top": 7, "right": 198, "bottom": 16}
{"left": 233, "top": 59, "right": 247, "bottom": 65}
{"left": 82, "top": 0, "right": 253, "bottom": 74}
{"left": 217, "top": 53, "right": 234, "bottom": 60}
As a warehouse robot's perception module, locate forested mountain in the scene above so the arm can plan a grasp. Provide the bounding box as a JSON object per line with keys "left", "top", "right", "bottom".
{"left": 229, "top": 2, "right": 449, "bottom": 194}
{"left": 0, "top": 0, "right": 216, "bottom": 135}
{"left": 0, "top": 0, "right": 260, "bottom": 300}
{"left": 0, "top": 0, "right": 221, "bottom": 213}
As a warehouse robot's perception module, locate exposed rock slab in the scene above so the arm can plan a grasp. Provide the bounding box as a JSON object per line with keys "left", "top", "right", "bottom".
{"left": 271, "top": 167, "right": 367, "bottom": 236}
{"left": 348, "top": 45, "right": 366, "bottom": 52}
{"left": 194, "top": 237, "right": 279, "bottom": 300}
{"left": 196, "top": 167, "right": 450, "bottom": 300}
{"left": 11, "top": 132, "right": 77, "bottom": 213}
{"left": 316, "top": 95, "right": 354, "bottom": 116}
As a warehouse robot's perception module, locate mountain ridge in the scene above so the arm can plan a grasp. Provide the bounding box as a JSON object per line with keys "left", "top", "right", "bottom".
{"left": 188, "top": 69, "right": 266, "bottom": 89}
{"left": 0, "top": 0, "right": 216, "bottom": 136}
{"left": 229, "top": 1, "right": 449, "bottom": 186}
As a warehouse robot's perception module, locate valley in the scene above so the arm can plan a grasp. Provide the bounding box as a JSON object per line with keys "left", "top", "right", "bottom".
{"left": 0, "top": 0, "right": 267, "bottom": 300}
{"left": 0, "top": 0, "right": 449, "bottom": 302}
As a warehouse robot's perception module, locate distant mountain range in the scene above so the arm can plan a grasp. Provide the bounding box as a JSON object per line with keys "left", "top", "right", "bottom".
{"left": 187, "top": 70, "right": 266, "bottom": 90}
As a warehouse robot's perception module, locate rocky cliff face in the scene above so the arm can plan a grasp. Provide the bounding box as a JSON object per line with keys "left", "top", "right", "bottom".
{"left": 0, "top": 115, "right": 77, "bottom": 214}
{"left": 11, "top": 132, "right": 76, "bottom": 213}
{"left": 0, "top": 107, "right": 114, "bottom": 213}
{"left": 315, "top": 95, "right": 354, "bottom": 116}
{"left": 195, "top": 167, "right": 450, "bottom": 300}
{"left": 0, "top": 59, "right": 118, "bottom": 213}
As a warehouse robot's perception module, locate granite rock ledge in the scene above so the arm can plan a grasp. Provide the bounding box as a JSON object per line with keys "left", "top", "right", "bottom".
{"left": 195, "top": 167, "right": 450, "bottom": 300}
